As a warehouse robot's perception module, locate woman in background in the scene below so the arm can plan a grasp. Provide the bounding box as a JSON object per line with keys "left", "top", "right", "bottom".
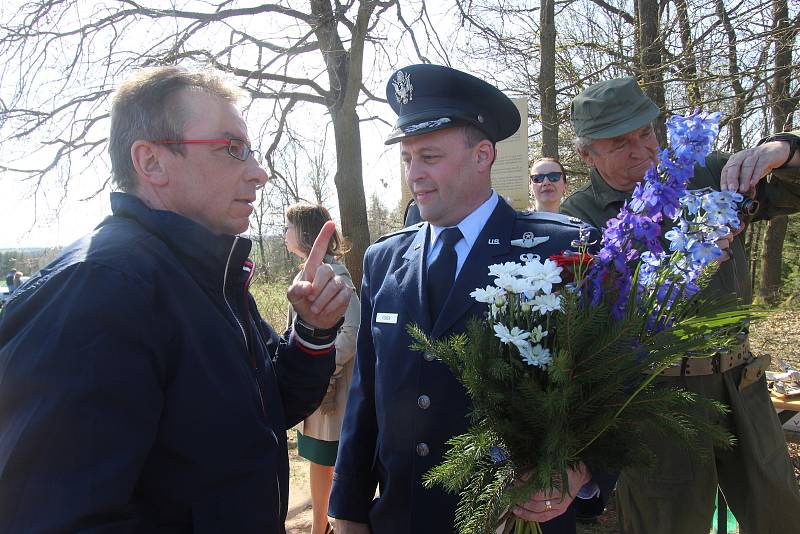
{"left": 284, "top": 203, "right": 360, "bottom": 534}
{"left": 529, "top": 157, "right": 567, "bottom": 213}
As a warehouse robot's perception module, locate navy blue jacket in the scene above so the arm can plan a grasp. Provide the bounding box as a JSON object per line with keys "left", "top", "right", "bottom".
{"left": 0, "top": 193, "right": 334, "bottom": 533}
{"left": 330, "top": 198, "right": 610, "bottom": 534}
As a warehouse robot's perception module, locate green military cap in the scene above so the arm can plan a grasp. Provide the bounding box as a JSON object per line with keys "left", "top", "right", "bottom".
{"left": 570, "top": 77, "right": 660, "bottom": 139}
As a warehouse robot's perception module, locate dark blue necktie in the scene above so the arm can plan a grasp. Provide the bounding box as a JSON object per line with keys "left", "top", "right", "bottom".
{"left": 427, "top": 226, "right": 463, "bottom": 322}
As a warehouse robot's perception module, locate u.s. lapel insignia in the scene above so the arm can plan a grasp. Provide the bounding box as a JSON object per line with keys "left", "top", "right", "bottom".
{"left": 510, "top": 231, "right": 549, "bottom": 249}
{"left": 488, "top": 238, "right": 500, "bottom": 245}
{"left": 393, "top": 71, "right": 413, "bottom": 104}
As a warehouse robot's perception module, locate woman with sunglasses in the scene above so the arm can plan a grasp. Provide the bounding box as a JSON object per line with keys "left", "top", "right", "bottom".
{"left": 529, "top": 157, "right": 567, "bottom": 213}
{"left": 284, "top": 203, "right": 360, "bottom": 534}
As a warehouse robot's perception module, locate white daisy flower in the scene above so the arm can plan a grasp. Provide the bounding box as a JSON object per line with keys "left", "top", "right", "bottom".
{"left": 518, "top": 342, "right": 552, "bottom": 368}
{"left": 488, "top": 262, "right": 522, "bottom": 278}
{"left": 493, "top": 324, "right": 530, "bottom": 345}
{"left": 519, "top": 259, "right": 563, "bottom": 295}
{"left": 494, "top": 273, "right": 518, "bottom": 293}
{"left": 470, "top": 285, "right": 504, "bottom": 303}
{"left": 530, "top": 293, "right": 562, "bottom": 314}
{"left": 529, "top": 324, "right": 548, "bottom": 343}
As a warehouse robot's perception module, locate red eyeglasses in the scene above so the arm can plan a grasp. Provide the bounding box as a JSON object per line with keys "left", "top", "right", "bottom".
{"left": 154, "top": 138, "right": 260, "bottom": 162}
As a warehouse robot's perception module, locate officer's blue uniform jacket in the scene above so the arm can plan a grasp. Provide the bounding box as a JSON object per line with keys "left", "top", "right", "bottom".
{"left": 330, "top": 197, "right": 609, "bottom": 534}
{"left": 0, "top": 192, "right": 334, "bottom": 533}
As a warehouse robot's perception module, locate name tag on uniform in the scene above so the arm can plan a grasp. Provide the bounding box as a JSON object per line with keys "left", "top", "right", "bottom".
{"left": 376, "top": 312, "right": 399, "bottom": 324}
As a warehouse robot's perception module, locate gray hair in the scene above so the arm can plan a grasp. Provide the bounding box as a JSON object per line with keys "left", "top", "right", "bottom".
{"left": 573, "top": 121, "right": 657, "bottom": 154}
{"left": 573, "top": 136, "right": 594, "bottom": 153}
{"left": 109, "top": 66, "right": 244, "bottom": 192}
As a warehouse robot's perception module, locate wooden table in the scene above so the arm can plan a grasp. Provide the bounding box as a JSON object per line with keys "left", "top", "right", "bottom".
{"left": 771, "top": 394, "right": 800, "bottom": 416}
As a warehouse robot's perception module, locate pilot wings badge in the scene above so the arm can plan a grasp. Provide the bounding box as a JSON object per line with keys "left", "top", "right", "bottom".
{"left": 510, "top": 231, "right": 549, "bottom": 249}
{"left": 393, "top": 71, "right": 413, "bottom": 104}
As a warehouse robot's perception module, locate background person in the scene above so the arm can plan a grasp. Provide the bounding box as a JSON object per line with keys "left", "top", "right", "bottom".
{"left": 529, "top": 157, "right": 567, "bottom": 213}
{"left": 0, "top": 66, "right": 351, "bottom": 534}
{"left": 5, "top": 268, "right": 16, "bottom": 291}
{"left": 284, "top": 203, "right": 360, "bottom": 534}
{"left": 561, "top": 76, "right": 800, "bottom": 534}
{"left": 10, "top": 271, "right": 23, "bottom": 293}
{"left": 329, "top": 63, "right": 611, "bottom": 534}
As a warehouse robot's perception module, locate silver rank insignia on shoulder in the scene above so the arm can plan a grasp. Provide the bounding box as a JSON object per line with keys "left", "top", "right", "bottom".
{"left": 510, "top": 231, "right": 549, "bottom": 249}
{"left": 393, "top": 71, "right": 413, "bottom": 104}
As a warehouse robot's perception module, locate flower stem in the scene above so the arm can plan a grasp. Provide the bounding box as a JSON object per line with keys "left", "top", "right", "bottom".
{"left": 574, "top": 358, "right": 671, "bottom": 456}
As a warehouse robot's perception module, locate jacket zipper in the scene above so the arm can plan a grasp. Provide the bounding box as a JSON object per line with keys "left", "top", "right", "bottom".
{"left": 224, "top": 241, "right": 280, "bottom": 526}
{"left": 223, "top": 238, "right": 267, "bottom": 416}
{"left": 223, "top": 237, "right": 248, "bottom": 351}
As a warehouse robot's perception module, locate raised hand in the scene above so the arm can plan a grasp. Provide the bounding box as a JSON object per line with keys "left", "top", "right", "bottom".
{"left": 287, "top": 221, "right": 351, "bottom": 329}
{"left": 720, "top": 141, "right": 793, "bottom": 194}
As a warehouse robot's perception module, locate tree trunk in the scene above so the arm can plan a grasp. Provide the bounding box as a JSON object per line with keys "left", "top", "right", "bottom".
{"left": 539, "top": 0, "right": 558, "bottom": 159}
{"left": 636, "top": 0, "right": 667, "bottom": 147}
{"left": 714, "top": 0, "right": 747, "bottom": 152}
{"left": 760, "top": 216, "right": 789, "bottom": 304}
{"left": 675, "top": 0, "right": 701, "bottom": 108}
{"left": 310, "top": 0, "right": 377, "bottom": 291}
{"left": 331, "top": 107, "right": 370, "bottom": 291}
{"left": 758, "top": 0, "right": 796, "bottom": 305}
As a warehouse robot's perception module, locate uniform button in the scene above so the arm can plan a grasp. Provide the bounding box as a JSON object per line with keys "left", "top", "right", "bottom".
{"left": 417, "top": 394, "right": 431, "bottom": 410}
{"left": 423, "top": 352, "right": 435, "bottom": 361}
{"left": 416, "top": 442, "right": 430, "bottom": 457}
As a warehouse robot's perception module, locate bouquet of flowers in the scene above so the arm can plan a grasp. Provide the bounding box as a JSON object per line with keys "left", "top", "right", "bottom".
{"left": 408, "top": 112, "right": 755, "bottom": 534}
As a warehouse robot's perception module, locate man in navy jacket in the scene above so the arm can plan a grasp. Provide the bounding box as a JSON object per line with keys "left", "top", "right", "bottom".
{"left": 330, "top": 64, "right": 611, "bottom": 534}
{"left": 0, "top": 66, "right": 351, "bottom": 533}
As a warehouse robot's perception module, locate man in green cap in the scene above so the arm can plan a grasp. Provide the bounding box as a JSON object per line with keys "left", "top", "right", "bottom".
{"left": 562, "top": 76, "right": 800, "bottom": 533}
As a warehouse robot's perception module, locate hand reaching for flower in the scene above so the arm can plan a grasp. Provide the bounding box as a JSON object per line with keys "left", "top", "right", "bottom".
{"left": 720, "top": 141, "right": 795, "bottom": 194}
{"left": 512, "top": 463, "right": 593, "bottom": 524}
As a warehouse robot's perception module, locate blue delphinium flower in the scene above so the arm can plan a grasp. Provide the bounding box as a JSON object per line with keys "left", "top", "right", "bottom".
{"left": 687, "top": 240, "right": 724, "bottom": 265}
{"left": 668, "top": 110, "right": 721, "bottom": 167}
{"left": 680, "top": 192, "right": 702, "bottom": 215}
{"left": 585, "top": 110, "right": 729, "bottom": 325}
{"left": 701, "top": 191, "right": 743, "bottom": 229}
{"left": 664, "top": 221, "right": 691, "bottom": 252}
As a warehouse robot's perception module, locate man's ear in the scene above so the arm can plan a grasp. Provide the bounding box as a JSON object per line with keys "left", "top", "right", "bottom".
{"left": 577, "top": 145, "right": 594, "bottom": 167}
{"left": 131, "top": 140, "right": 168, "bottom": 186}
{"left": 475, "top": 139, "right": 495, "bottom": 171}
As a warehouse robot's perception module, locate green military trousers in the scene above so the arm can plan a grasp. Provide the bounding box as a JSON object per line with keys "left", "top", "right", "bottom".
{"left": 616, "top": 359, "right": 800, "bottom": 534}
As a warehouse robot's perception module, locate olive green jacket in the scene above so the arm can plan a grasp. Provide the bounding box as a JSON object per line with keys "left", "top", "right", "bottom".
{"left": 561, "top": 132, "right": 800, "bottom": 305}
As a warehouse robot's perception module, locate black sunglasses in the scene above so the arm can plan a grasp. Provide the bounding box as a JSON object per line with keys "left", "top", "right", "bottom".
{"left": 530, "top": 171, "right": 563, "bottom": 184}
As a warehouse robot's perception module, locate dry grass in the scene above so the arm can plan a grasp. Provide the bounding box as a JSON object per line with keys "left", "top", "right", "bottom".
{"left": 250, "top": 281, "right": 291, "bottom": 333}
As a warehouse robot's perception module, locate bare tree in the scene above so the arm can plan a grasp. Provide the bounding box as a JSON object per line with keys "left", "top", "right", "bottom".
{"left": 0, "top": 0, "right": 439, "bottom": 288}
{"left": 759, "top": 0, "right": 799, "bottom": 304}
{"left": 539, "top": 0, "right": 557, "bottom": 158}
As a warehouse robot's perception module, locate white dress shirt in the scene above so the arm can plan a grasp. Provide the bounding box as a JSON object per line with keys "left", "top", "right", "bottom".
{"left": 426, "top": 190, "right": 499, "bottom": 279}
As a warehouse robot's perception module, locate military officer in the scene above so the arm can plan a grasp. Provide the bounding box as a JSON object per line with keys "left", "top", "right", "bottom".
{"left": 329, "top": 64, "right": 612, "bottom": 534}
{"left": 562, "top": 77, "right": 800, "bottom": 534}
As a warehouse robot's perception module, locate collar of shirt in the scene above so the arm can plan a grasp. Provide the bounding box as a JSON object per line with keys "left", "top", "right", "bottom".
{"left": 589, "top": 167, "right": 633, "bottom": 209}
{"left": 427, "top": 190, "right": 499, "bottom": 278}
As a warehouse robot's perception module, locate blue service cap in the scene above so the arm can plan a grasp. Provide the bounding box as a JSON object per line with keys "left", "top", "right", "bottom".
{"left": 384, "top": 64, "right": 521, "bottom": 145}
